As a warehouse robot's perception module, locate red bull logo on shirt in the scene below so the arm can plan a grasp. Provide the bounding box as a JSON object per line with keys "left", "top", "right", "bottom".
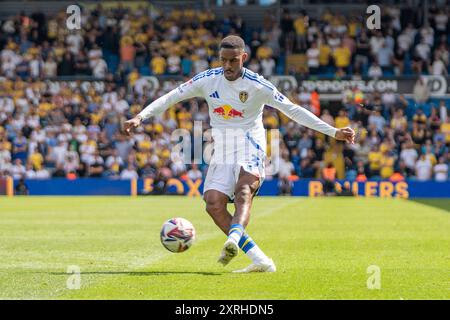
{"left": 212, "top": 105, "right": 244, "bottom": 120}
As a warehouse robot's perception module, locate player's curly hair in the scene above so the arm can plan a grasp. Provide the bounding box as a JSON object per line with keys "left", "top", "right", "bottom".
{"left": 220, "top": 35, "right": 245, "bottom": 50}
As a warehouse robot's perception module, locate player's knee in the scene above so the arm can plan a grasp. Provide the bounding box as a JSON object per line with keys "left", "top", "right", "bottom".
{"left": 235, "top": 185, "right": 252, "bottom": 204}
{"left": 205, "top": 199, "right": 225, "bottom": 216}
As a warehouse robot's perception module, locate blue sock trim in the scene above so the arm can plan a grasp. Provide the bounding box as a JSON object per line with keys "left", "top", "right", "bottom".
{"left": 229, "top": 229, "right": 241, "bottom": 236}
{"left": 239, "top": 233, "right": 256, "bottom": 253}
{"left": 242, "top": 241, "right": 255, "bottom": 252}
{"left": 238, "top": 233, "right": 249, "bottom": 247}
{"left": 228, "top": 223, "right": 244, "bottom": 237}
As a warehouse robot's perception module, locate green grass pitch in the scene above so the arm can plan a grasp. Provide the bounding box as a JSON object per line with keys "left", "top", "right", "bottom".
{"left": 0, "top": 196, "right": 449, "bottom": 300}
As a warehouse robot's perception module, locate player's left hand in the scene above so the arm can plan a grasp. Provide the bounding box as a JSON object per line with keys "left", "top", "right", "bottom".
{"left": 335, "top": 127, "right": 355, "bottom": 144}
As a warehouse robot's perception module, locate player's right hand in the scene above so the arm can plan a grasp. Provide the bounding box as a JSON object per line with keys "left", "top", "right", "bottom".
{"left": 124, "top": 115, "right": 142, "bottom": 136}
{"left": 335, "top": 127, "right": 355, "bottom": 144}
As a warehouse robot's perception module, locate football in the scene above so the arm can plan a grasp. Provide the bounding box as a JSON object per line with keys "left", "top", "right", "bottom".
{"left": 160, "top": 218, "right": 196, "bottom": 253}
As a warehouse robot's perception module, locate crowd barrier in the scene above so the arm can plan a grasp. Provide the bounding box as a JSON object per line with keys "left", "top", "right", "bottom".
{"left": 3, "top": 178, "right": 450, "bottom": 198}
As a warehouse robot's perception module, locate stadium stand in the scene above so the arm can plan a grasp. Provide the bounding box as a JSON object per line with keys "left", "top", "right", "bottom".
{"left": 0, "top": 1, "right": 449, "bottom": 186}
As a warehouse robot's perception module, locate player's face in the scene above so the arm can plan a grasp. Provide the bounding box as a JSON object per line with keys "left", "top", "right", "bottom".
{"left": 220, "top": 48, "right": 247, "bottom": 81}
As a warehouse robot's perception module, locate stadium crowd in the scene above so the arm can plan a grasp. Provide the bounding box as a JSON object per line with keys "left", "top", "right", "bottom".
{"left": 0, "top": 3, "right": 449, "bottom": 186}
{"left": 1, "top": 3, "right": 449, "bottom": 79}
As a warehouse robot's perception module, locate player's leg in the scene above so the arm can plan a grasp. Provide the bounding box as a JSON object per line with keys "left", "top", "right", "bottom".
{"left": 224, "top": 168, "right": 276, "bottom": 272}
{"left": 203, "top": 189, "right": 231, "bottom": 234}
{"left": 203, "top": 159, "right": 245, "bottom": 263}
{"left": 216, "top": 168, "right": 274, "bottom": 271}
{"left": 216, "top": 168, "right": 259, "bottom": 266}
{"left": 203, "top": 160, "right": 273, "bottom": 269}
{"left": 203, "top": 162, "right": 242, "bottom": 265}
{"left": 231, "top": 167, "right": 260, "bottom": 227}
{"left": 203, "top": 189, "right": 271, "bottom": 267}
{"left": 223, "top": 167, "right": 260, "bottom": 248}
{"left": 203, "top": 189, "right": 239, "bottom": 265}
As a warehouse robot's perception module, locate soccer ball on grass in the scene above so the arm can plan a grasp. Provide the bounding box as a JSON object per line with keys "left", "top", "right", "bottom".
{"left": 160, "top": 218, "right": 196, "bottom": 253}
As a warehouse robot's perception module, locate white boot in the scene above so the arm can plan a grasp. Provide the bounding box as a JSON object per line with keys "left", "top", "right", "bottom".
{"left": 217, "top": 239, "right": 239, "bottom": 266}
{"left": 232, "top": 258, "right": 276, "bottom": 273}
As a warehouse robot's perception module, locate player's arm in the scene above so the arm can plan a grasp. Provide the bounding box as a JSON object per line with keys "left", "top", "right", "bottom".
{"left": 266, "top": 87, "right": 355, "bottom": 144}
{"left": 124, "top": 78, "right": 203, "bottom": 135}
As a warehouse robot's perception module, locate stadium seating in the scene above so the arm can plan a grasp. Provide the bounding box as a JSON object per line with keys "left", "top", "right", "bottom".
{"left": 0, "top": 2, "right": 449, "bottom": 184}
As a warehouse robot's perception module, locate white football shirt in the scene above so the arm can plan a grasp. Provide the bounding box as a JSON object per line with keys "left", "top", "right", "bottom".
{"left": 138, "top": 67, "right": 337, "bottom": 155}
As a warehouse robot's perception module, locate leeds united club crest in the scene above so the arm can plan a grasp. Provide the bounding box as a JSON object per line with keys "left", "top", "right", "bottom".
{"left": 239, "top": 91, "right": 248, "bottom": 103}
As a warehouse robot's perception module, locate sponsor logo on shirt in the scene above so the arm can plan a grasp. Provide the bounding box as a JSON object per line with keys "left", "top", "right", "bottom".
{"left": 212, "top": 105, "right": 244, "bottom": 120}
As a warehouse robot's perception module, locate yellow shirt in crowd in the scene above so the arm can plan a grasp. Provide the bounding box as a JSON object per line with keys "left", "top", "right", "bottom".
{"left": 294, "top": 17, "right": 307, "bottom": 35}
{"left": 333, "top": 46, "right": 351, "bottom": 68}
{"left": 151, "top": 56, "right": 166, "bottom": 75}
{"left": 368, "top": 151, "right": 382, "bottom": 171}
{"left": 380, "top": 155, "right": 394, "bottom": 178}
{"left": 256, "top": 46, "right": 273, "bottom": 60}
{"left": 38, "top": 102, "right": 54, "bottom": 117}
{"left": 335, "top": 116, "right": 350, "bottom": 128}
{"left": 319, "top": 44, "right": 331, "bottom": 66}
{"left": 29, "top": 152, "right": 44, "bottom": 170}
{"left": 441, "top": 123, "right": 450, "bottom": 143}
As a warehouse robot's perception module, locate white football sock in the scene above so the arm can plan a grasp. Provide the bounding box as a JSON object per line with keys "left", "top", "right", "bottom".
{"left": 245, "top": 245, "right": 270, "bottom": 264}
{"left": 228, "top": 232, "right": 241, "bottom": 244}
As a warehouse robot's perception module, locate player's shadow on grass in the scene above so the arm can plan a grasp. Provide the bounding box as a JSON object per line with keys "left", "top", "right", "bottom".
{"left": 49, "top": 271, "right": 224, "bottom": 276}
{"left": 411, "top": 199, "right": 450, "bottom": 212}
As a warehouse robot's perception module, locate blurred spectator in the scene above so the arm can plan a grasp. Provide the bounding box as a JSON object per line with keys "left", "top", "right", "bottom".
{"left": 167, "top": 52, "right": 181, "bottom": 75}
{"left": 88, "top": 151, "right": 105, "bottom": 178}
{"left": 248, "top": 58, "right": 261, "bottom": 73}
{"left": 377, "top": 42, "right": 394, "bottom": 73}
{"left": 120, "top": 163, "right": 139, "bottom": 180}
{"left": 14, "top": 178, "right": 29, "bottom": 195}
{"left": 429, "top": 52, "right": 448, "bottom": 76}
{"left": 278, "top": 175, "right": 295, "bottom": 196}
{"left": 261, "top": 56, "right": 275, "bottom": 78}
{"left": 11, "top": 159, "right": 26, "bottom": 179}
{"left": 434, "top": 157, "right": 449, "bottom": 182}
{"left": 0, "top": 143, "right": 11, "bottom": 170}
{"left": 439, "top": 100, "right": 448, "bottom": 124}
{"left": 412, "top": 39, "right": 431, "bottom": 74}
{"left": 320, "top": 109, "right": 335, "bottom": 127}
{"left": 333, "top": 42, "right": 351, "bottom": 73}
{"left": 43, "top": 56, "right": 57, "bottom": 77}
{"left": 52, "top": 163, "right": 66, "bottom": 178}
{"left": 278, "top": 151, "right": 295, "bottom": 179}
{"left": 120, "top": 35, "right": 135, "bottom": 73}
{"left": 368, "top": 145, "right": 381, "bottom": 177}
{"left": 187, "top": 164, "right": 202, "bottom": 181}
{"left": 389, "top": 169, "right": 405, "bottom": 182}
{"left": 306, "top": 42, "right": 320, "bottom": 75}
{"left": 322, "top": 163, "right": 336, "bottom": 195}
{"left": 415, "top": 154, "right": 433, "bottom": 181}
{"left": 368, "top": 61, "right": 383, "bottom": 78}
{"left": 380, "top": 145, "right": 395, "bottom": 179}
{"left": 441, "top": 118, "right": 450, "bottom": 143}
{"left": 368, "top": 109, "right": 386, "bottom": 134}
{"left": 151, "top": 53, "right": 166, "bottom": 75}
{"left": 400, "top": 142, "right": 419, "bottom": 176}
{"left": 335, "top": 110, "right": 350, "bottom": 129}
{"left": 413, "top": 78, "right": 430, "bottom": 104}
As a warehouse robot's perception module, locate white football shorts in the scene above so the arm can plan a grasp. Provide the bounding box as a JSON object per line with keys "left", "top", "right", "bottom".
{"left": 203, "top": 130, "right": 266, "bottom": 201}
